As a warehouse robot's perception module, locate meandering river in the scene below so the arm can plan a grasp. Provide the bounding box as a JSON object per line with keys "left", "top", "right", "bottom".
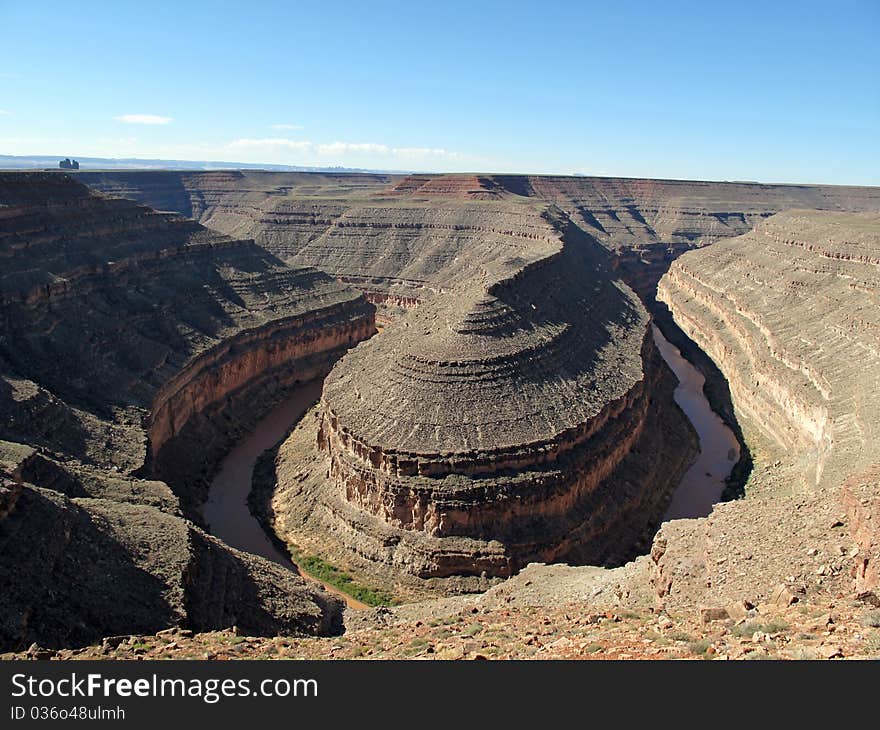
{"left": 652, "top": 325, "right": 740, "bottom": 520}
{"left": 202, "top": 380, "right": 368, "bottom": 609}
{"left": 203, "top": 326, "right": 738, "bottom": 603}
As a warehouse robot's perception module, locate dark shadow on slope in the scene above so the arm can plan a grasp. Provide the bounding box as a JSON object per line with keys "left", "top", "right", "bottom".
{"left": 651, "top": 301, "right": 753, "bottom": 500}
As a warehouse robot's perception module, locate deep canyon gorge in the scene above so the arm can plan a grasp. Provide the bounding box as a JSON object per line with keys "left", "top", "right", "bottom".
{"left": 2, "top": 170, "right": 879, "bottom": 658}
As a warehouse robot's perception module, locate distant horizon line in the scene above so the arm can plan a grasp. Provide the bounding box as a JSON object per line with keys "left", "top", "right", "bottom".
{"left": 0, "top": 153, "right": 877, "bottom": 189}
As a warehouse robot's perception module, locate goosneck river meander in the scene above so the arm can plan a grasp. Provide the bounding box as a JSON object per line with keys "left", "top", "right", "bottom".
{"left": 203, "top": 327, "right": 739, "bottom": 587}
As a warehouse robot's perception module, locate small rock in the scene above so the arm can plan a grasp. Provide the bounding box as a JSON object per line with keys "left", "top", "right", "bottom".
{"left": 101, "top": 635, "right": 128, "bottom": 651}
{"left": 855, "top": 591, "right": 880, "bottom": 607}
{"left": 819, "top": 645, "right": 843, "bottom": 659}
{"left": 700, "top": 607, "right": 730, "bottom": 624}
{"left": 436, "top": 646, "right": 465, "bottom": 660}
{"left": 771, "top": 584, "right": 801, "bottom": 608}
{"left": 727, "top": 600, "right": 755, "bottom": 621}
{"left": 26, "top": 643, "right": 56, "bottom": 661}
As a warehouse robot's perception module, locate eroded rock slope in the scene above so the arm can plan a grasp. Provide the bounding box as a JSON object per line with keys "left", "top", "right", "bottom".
{"left": 0, "top": 172, "right": 378, "bottom": 648}
{"left": 263, "top": 198, "right": 697, "bottom": 595}
{"left": 79, "top": 171, "right": 880, "bottom": 302}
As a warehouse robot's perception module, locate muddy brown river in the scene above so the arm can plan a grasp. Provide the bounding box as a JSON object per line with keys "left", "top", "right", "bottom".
{"left": 652, "top": 325, "right": 740, "bottom": 520}
{"left": 204, "top": 327, "right": 737, "bottom": 599}
{"left": 203, "top": 380, "right": 322, "bottom": 568}
{"left": 202, "top": 380, "right": 369, "bottom": 609}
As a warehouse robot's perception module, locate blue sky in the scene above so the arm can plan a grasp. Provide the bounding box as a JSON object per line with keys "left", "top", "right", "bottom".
{"left": 1, "top": 0, "right": 878, "bottom": 183}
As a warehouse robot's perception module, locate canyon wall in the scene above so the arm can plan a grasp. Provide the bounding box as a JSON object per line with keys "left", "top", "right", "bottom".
{"left": 655, "top": 210, "right": 880, "bottom": 603}
{"left": 79, "top": 171, "right": 880, "bottom": 303}
{"left": 0, "top": 172, "right": 375, "bottom": 505}
{"left": 263, "top": 198, "right": 697, "bottom": 595}
{"left": 0, "top": 172, "right": 378, "bottom": 647}
{"left": 658, "top": 211, "right": 879, "bottom": 491}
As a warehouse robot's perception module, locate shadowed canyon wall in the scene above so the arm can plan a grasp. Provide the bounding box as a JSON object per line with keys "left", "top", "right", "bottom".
{"left": 655, "top": 210, "right": 880, "bottom": 599}
{"left": 79, "top": 171, "right": 880, "bottom": 303}
{"left": 0, "top": 172, "right": 379, "bottom": 648}
{"left": 79, "top": 171, "right": 880, "bottom": 594}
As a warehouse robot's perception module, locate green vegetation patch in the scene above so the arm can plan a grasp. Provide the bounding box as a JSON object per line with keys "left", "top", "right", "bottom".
{"left": 731, "top": 619, "right": 789, "bottom": 638}
{"left": 288, "top": 547, "right": 398, "bottom": 607}
{"left": 688, "top": 639, "right": 712, "bottom": 656}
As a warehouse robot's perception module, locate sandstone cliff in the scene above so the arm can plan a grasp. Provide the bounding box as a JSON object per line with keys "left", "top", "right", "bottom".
{"left": 259, "top": 199, "right": 697, "bottom": 595}
{"left": 651, "top": 211, "right": 880, "bottom": 606}
{"left": 0, "top": 172, "right": 375, "bottom": 508}
{"left": 0, "top": 172, "right": 379, "bottom": 647}
{"left": 79, "top": 171, "right": 880, "bottom": 304}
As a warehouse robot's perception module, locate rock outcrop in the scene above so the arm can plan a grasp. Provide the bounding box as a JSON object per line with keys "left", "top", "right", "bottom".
{"left": 841, "top": 468, "right": 879, "bottom": 593}
{"left": 0, "top": 172, "right": 378, "bottom": 648}
{"left": 78, "top": 171, "right": 880, "bottom": 304}
{"left": 658, "top": 211, "right": 880, "bottom": 493}
{"left": 0, "top": 475, "right": 343, "bottom": 650}
{"left": 263, "top": 201, "right": 697, "bottom": 594}
{"left": 0, "top": 172, "right": 375, "bottom": 509}
{"left": 655, "top": 210, "right": 880, "bottom": 603}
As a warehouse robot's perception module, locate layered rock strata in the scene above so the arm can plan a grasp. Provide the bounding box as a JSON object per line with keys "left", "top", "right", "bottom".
{"left": 79, "top": 171, "right": 880, "bottom": 303}
{"left": 267, "top": 206, "right": 697, "bottom": 592}
{"left": 658, "top": 211, "right": 880, "bottom": 492}
{"left": 0, "top": 172, "right": 376, "bottom": 647}
{"left": 657, "top": 210, "right": 880, "bottom": 601}
{"left": 0, "top": 172, "right": 375, "bottom": 508}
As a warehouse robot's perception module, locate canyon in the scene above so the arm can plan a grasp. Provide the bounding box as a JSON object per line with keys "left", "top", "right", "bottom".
{"left": 0, "top": 172, "right": 375, "bottom": 650}
{"left": 268, "top": 206, "right": 697, "bottom": 595}
{"left": 79, "top": 170, "right": 880, "bottom": 302}
{"left": 2, "top": 169, "right": 879, "bottom": 659}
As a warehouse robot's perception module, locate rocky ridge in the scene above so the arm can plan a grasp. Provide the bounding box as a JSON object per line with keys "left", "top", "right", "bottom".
{"left": 78, "top": 171, "right": 880, "bottom": 304}
{"left": 262, "top": 200, "right": 697, "bottom": 595}
{"left": 0, "top": 172, "right": 378, "bottom": 649}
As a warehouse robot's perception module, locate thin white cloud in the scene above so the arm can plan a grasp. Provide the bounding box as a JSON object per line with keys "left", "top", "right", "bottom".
{"left": 114, "top": 114, "right": 172, "bottom": 125}
{"left": 0, "top": 110, "right": 11, "bottom": 116}
{"left": 98, "top": 136, "right": 139, "bottom": 146}
{"left": 227, "top": 137, "right": 462, "bottom": 161}
{"left": 229, "top": 138, "right": 313, "bottom": 152}
{"left": 270, "top": 123, "right": 303, "bottom": 131}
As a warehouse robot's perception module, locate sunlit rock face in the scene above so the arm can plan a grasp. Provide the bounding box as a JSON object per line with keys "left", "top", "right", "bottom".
{"left": 269, "top": 199, "right": 697, "bottom": 588}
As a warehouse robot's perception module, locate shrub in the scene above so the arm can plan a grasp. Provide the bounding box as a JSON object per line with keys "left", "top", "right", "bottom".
{"left": 288, "top": 547, "right": 398, "bottom": 606}
{"left": 731, "top": 619, "right": 789, "bottom": 638}
{"left": 688, "top": 639, "right": 712, "bottom": 655}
